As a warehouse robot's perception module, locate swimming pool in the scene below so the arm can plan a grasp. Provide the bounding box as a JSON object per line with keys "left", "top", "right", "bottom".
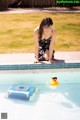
{"left": 0, "top": 69, "right": 80, "bottom": 120}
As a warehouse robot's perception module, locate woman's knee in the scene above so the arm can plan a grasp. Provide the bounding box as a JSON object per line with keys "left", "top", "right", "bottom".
{"left": 44, "top": 54, "right": 49, "bottom": 61}
{"left": 44, "top": 50, "right": 49, "bottom": 61}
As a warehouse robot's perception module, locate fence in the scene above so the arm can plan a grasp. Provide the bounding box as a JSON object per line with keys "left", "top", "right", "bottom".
{"left": 10, "top": 0, "right": 56, "bottom": 7}
{"left": 0, "top": 0, "right": 80, "bottom": 11}
{"left": 0, "top": 0, "right": 8, "bottom": 10}
{"left": 0, "top": 0, "right": 56, "bottom": 10}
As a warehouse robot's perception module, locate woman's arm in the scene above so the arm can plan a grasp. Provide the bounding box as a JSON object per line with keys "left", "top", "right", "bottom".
{"left": 34, "top": 28, "right": 39, "bottom": 62}
{"left": 49, "top": 29, "right": 56, "bottom": 63}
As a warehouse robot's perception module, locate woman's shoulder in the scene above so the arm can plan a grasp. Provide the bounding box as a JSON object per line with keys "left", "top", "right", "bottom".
{"left": 34, "top": 26, "right": 39, "bottom": 33}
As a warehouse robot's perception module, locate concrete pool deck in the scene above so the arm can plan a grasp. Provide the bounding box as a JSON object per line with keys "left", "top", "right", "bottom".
{"left": 0, "top": 52, "right": 80, "bottom": 65}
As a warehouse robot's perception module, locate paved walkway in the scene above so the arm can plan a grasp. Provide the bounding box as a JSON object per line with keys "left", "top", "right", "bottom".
{"left": 0, "top": 7, "right": 80, "bottom": 14}
{"left": 0, "top": 52, "right": 80, "bottom": 65}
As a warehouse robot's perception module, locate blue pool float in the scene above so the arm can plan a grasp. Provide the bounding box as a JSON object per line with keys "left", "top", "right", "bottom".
{"left": 8, "top": 85, "right": 38, "bottom": 101}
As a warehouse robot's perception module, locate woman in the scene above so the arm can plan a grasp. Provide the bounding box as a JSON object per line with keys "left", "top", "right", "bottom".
{"left": 34, "top": 17, "right": 56, "bottom": 63}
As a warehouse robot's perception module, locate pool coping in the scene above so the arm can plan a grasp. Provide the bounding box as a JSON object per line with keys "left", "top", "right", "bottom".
{"left": 0, "top": 63, "right": 80, "bottom": 70}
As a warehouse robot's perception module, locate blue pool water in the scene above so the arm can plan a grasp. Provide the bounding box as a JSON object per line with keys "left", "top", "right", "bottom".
{"left": 0, "top": 69, "right": 80, "bottom": 120}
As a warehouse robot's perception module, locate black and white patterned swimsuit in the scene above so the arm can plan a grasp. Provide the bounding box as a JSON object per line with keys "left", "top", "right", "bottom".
{"left": 38, "top": 36, "right": 55, "bottom": 60}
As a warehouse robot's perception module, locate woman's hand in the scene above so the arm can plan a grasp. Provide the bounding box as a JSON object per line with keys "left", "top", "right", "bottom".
{"left": 34, "top": 58, "right": 39, "bottom": 63}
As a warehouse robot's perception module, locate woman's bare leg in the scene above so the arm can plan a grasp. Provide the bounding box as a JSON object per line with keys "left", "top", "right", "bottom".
{"left": 44, "top": 50, "right": 49, "bottom": 61}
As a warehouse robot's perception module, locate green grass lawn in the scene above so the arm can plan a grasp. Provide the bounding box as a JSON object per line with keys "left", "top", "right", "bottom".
{"left": 0, "top": 13, "right": 80, "bottom": 53}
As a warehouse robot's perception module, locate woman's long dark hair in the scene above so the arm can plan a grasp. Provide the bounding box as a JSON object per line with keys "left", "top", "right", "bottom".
{"left": 38, "top": 17, "right": 53, "bottom": 39}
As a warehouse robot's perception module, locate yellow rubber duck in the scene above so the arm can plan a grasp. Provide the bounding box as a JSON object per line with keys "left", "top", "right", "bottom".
{"left": 49, "top": 77, "right": 59, "bottom": 87}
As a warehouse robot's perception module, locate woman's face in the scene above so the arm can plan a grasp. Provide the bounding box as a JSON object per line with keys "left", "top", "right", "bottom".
{"left": 43, "top": 25, "right": 52, "bottom": 32}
